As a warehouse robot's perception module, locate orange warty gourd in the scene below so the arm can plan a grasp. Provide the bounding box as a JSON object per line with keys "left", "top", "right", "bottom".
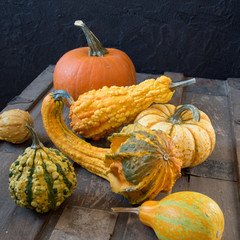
{"left": 41, "top": 91, "right": 182, "bottom": 204}
{"left": 69, "top": 76, "right": 196, "bottom": 140}
{"left": 134, "top": 104, "right": 215, "bottom": 168}
{"left": 53, "top": 20, "right": 136, "bottom": 100}
{"left": 112, "top": 191, "right": 225, "bottom": 240}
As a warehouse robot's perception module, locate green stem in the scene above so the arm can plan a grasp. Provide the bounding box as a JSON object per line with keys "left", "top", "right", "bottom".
{"left": 169, "top": 104, "right": 200, "bottom": 124}
{"left": 52, "top": 90, "right": 74, "bottom": 105}
{"left": 169, "top": 78, "right": 196, "bottom": 91}
{"left": 26, "top": 125, "right": 44, "bottom": 150}
{"left": 74, "top": 20, "right": 109, "bottom": 57}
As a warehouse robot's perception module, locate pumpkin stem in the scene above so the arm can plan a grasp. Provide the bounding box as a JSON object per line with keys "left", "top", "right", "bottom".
{"left": 26, "top": 125, "right": 44, "bottom": 150}
{"left": 169, "top": 104, "right": 200, "bottom": 124}
{"left": 111, "top": 207, "right": 139, "bottom": 215}
{"left": 74, "top": 20, "right": 109, "bottom": 57}
{"left": 169, "top": 78, "right": 196, "bottom": 91}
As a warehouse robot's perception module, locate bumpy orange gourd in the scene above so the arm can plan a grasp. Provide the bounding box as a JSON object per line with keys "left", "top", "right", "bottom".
{"left": 134, "top": 104, "right": 215, "bottom": 168}
{"left": 112, "top": 191, "right": 225, "bottom": 240}
{"left": 69, "top": 76, "right": 196, "bottom": 140}
{"left": 41, "top": 91, "right": 182, "bottom": 204}
{"left": 53, "top": 20, "right": 136, "bottom": 100}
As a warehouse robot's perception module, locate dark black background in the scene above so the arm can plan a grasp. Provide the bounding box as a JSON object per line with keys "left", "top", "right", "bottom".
{"left": 1, "top": 0, "right": 240, "bottom": 110}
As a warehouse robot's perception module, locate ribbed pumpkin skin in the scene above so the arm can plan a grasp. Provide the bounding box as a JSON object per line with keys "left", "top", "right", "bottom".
{"left": 70, "top": 76, "right": 174, "bottom": 140}
{"left": 9, "top": 145, "right": 77, "bottom": 213}
{"left": 139, "top": 191, "right": 224, "bottom": 240}
{"left": 134, "top": 104, "right": 215, "bottom": 168}
{"left": 54, "top": 47, "right": 136, "bottom": 101}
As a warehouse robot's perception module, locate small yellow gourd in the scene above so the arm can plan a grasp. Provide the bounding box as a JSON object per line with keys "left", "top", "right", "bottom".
{"left": 9, "top": 126, "right": 77, "bottom": 213}
{"left": 0, "top": 109, "right": 34, "bottom": 144}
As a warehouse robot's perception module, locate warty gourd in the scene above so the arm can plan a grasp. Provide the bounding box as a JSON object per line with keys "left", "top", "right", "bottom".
{"left": 69, "top": 76, "right": 196, "bottom": 140}
{"left": 8, "top": 125, "right": 77, "bottom": 213}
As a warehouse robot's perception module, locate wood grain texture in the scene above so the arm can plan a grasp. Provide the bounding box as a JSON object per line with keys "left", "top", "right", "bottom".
{"left": 228, "top": 78, "right": 240, "bottom": 197}
{"left": 49, "top": 206, "right": 117, "bottom": 240}
{"left": 183, "top": 77, "right": 228, "bottom": 96}
{"left": 182, "top": 90, "right": 237, "bottom": 181}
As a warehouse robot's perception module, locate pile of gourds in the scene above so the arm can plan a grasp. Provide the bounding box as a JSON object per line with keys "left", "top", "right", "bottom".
{"left": 1, "top": 20, "right": 224, "bottom": 239}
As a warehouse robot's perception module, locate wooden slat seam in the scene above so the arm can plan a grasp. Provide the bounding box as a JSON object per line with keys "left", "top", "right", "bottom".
{"left": 227, "top": 78, "right": 240, "bottom": 201}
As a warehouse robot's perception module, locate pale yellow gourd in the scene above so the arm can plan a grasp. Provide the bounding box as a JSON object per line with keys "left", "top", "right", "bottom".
{"left": 0, "top": 109, "right": 34, "bottom": 144}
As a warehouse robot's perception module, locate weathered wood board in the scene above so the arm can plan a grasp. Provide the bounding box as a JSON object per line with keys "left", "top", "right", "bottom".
{"left": 0, "top": 66, "right": 239, "bottom": 240}
{"left": 49, "top": 206, "right": 117, "bottom": 240}
{"left": 182, "top": 78, "right": 237, "bottom": 181}
{"left": 228, "top": 78, "right": 240, "bottom": 194}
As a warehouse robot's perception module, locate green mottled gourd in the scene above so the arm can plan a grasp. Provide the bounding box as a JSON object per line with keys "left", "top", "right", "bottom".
{"left": 8, "top": 126, "right": 77, "bottom": 213}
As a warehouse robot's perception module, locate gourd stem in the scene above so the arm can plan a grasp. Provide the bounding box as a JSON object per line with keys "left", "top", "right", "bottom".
{"left": 52, "top": 90, "right": 75, "bottom": 105}
{"left": 169, "top": 104, "right": 200, "bottom": 124}
{"left": 74, "top": 20, "right": 109, "bottom": 57}
{"left": 169, "top": 78, "right": 196, "bottom": 91}
{"left": 111, "top": 207, "right": 139, "bottom": 215}
{"left": 26, "top": 125, "right": 44, "bottom": 149}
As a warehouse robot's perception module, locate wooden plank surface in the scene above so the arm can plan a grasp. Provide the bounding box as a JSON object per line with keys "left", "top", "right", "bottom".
{"left": 228, "top": 78, "right": 240, "bottom": 194}
{"left": 182, "top": 81, "right": 237, "bottom": 181}
{"left": 49, "top": 206, "right": 117, "bottom": 240}
{"left": 0, "top": 67, "right": 239, "bottom": 240}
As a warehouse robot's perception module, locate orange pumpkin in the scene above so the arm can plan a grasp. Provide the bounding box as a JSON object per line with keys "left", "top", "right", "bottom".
{"left": 134, "top": 104, "right": 216, "bottom": 168}
{"left": 53, "top": 20, "right": 136, "bottom": 100}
